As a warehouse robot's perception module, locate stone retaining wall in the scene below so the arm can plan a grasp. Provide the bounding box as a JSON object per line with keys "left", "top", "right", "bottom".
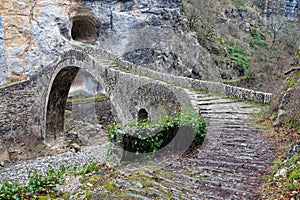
{"left": 0, "top": 80, "right": 37, "bottom": 137}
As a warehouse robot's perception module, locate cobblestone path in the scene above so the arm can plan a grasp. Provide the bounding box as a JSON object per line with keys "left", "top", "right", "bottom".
{"left": 100, "top": 90, "right": 277, "bottom": 199}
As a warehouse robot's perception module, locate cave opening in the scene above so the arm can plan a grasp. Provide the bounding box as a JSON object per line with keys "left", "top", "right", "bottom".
{"left": 71, "top": 17, "right": 97, "bottom": 43}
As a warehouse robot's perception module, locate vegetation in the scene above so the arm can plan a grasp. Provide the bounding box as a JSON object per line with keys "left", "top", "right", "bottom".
{"left": 263, "top": 150, "right": 300, "bottom": 199}
{"left": 186, "top": 7, "right": 200, "bottom": 31}
{"left": 261, "top": 48, "right": 300, "bottom": 199}
{"left": 0, "top": 163, "right": 100, "bottom": 200}
{"left": 0, "top": 166, "right": 65, "bottom": 199}
{"left": 249, "top": 28, "right": 268, "bottom": 50}
{"left": 108, "top": 109, "right": 206, "bottom": 156}
{"left": 185, "top": 0, "right": 300, "bottom": 93}
{"left": 183, "top": 1, "right": 300, "bottom": 198}
{"left": 66, "top": 93, "right": 109, "bottom": 104}
{"left": 228, "top": 43, "right": 249, "bottom": 75}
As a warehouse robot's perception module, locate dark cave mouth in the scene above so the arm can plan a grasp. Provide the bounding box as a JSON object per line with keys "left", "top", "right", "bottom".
{"left": 71, "top": 17, "right": 97, "bottom": 43}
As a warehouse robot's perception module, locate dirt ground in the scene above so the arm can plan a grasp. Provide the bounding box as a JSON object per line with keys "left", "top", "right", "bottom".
{"left": 0, "top": 128, "right": 109, "bottom": 167}
{"left": 0, "top": 133, "right": 57, "bottom": 165}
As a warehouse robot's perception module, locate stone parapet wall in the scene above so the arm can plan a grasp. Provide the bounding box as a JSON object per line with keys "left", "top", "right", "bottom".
{"left": 134, "top": 67, "right": 273, "bottom": 104}
{"left": 81, "top": 46, "right": 273, "bottom": 104}
{"left": 0, "top": 80, "right": 37, "bottom": 137}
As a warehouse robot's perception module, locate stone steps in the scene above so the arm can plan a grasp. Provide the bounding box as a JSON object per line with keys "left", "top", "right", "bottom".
{"left": 116, "top": 89, "right": 275, "bottom": 199}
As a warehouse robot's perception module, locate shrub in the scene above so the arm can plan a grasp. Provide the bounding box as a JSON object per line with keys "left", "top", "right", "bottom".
{"left": 187, "top": 8, "right": 200, "bottom": 31}
{"left": 228, "top": 44, "right": 249, "bottom": 75}
{"left": 0, "top": 166, "right": 66, "bottom": 199}
{"left": 108, "top": 109, "right": 206, "bottom": 157}
{"left": 249, "top": 28, "right": 269, "bottom": 50}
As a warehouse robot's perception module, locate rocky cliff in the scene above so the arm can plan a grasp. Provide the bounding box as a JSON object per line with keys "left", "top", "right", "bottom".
{"left": 0, "top": 0, "right": 221, "bottom": 85}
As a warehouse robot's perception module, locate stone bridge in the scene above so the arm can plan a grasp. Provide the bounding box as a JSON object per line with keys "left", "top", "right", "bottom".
{"left": 0, "top": 45, "right": 272, "bottom": 139}
{"left": 30, "top": 47, "right": 194, "bottom": 139}
{"left": 0, "top": 45, "right": 279, "bottom": 199}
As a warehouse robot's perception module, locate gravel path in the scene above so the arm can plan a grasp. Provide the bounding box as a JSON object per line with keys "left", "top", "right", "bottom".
{"left": 0, "top": 144, "right": 109, "bottom": 185}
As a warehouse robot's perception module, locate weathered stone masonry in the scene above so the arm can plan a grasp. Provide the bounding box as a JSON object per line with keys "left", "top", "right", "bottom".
{"left": 0, "top": 81, "right": 37, "bottom": 137}
{"left": 83, "top": 46, "right": 274, "bottom": 104}
{"left": 0, "top": 16, "right": 6, "bottom": 85}
{"left": 14, "top": 47, "right": 192, "bottom": 139}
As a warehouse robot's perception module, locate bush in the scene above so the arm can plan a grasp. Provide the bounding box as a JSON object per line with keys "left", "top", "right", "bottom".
{"left": 228, "top": 44, "right": 249, "bottom": 75}
{"left": 108, "top": 109, "right": 206, "bottom": 156}
{"left": 249, "top": 28, "right": 269, "bottom": 50}
{"left": 187, "top": 8, "right": 200, "bottom": 31}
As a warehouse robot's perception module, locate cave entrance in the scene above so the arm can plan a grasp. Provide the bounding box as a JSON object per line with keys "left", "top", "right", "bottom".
{"left": 138, "top": 108, "right": 149, "bottom": 123}
{"left": 71, "top": 17, "right": 97, "bottom": 43}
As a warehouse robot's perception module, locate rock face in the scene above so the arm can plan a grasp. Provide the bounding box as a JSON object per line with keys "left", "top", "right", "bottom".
{"left": 275, "top": 71, "right": 300, "bottom": 125}
{"left": 262, "top": 0, "right": 300, "bottom": 22}
{"left": 0, "top": 0, "right": 221, "bottom": 85}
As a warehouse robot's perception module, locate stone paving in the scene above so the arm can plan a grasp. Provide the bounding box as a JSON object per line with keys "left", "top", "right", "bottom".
{"left": 96, "top": 90, "right": 277, "bottom": 199}
{"left": 141, "top": 90, "right": 277, "bottom": 199}
{"left": 0, "top": 90, "right": 277, "bottom": 199}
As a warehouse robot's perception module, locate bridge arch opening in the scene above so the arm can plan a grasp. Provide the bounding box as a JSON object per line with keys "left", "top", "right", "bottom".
{"left": 46, "top": 66, "right": 79, "bottom": 138}
{"left": 46, "top": 67, "right": 117, "bottom": 140}
{"left": 138, "top": 108, "right": 149, "bottom": 122}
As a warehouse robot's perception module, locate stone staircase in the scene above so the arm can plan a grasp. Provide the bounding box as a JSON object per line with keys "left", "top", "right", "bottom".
{"left": 101, "top": 90, "right": 277, "bottom": 199}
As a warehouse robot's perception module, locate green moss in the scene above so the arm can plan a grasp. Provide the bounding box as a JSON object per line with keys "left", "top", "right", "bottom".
{"left": 103, "top": 180, "right": 117, "bottom": 191}
{"left": 223, "top": 78, "right": 243, "bottom": 84}
{"left": 289, "top": 168, "right": 300, "bottom": 180}
{"left": 37, "top": 196, "right": 56, "bottom": 200}
{"left": 67, "top": 93, "right": 109, "bottom": 104}
{"left": 128, "top": 174, "right": 153, "bottom": 188}
{"left": 287, "top": 77, "right": 297, "bottom": 88}
{"left": 111, "top": 62, "right": 131, "bottom": 73}
{"left": 85, "top": 190, "right": 93, "bottom": 198}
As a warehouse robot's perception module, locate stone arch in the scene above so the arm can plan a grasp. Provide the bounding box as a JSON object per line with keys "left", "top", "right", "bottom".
{"left": 46, "top": 66, "right": 79, "bottom": 138}
{"left": 43, "top": 53, "right": 120, "bottom": 139}
{"left": 129, "top": 83, "right": 181, "bottom": 122}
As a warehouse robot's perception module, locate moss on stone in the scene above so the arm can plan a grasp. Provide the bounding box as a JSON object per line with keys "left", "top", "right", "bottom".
{"left": 66, "top": 93, "right": 109, "bottom": 104}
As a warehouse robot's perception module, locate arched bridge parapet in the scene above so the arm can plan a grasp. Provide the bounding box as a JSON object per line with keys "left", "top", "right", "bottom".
{"left": 69, "top": 45, "right": 274, "bottom": 104}
{"left": 32, "top": 48, "right": 192, "bottom": 139}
